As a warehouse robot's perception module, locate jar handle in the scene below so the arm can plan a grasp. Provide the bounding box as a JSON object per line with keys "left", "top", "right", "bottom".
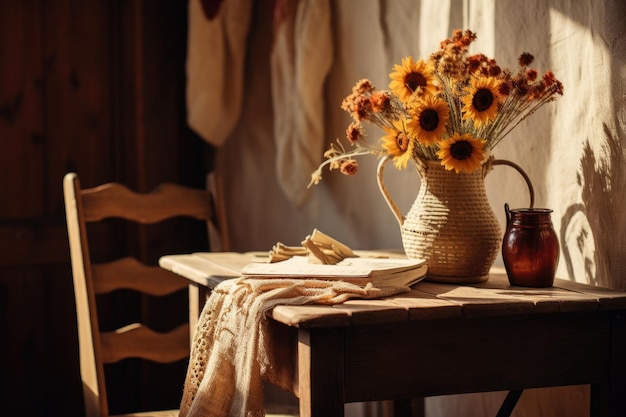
{"left": 492, "top": 159, "right": 535, "bottom": 208}
{"left": 504, "top": 202, "right": 512, "bottom": 228}
{"left": 377, "top": 155, "right": 404, "bottom": 228}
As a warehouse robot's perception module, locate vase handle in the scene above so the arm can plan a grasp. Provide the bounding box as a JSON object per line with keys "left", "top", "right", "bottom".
{"left": 377, "top": 155, "right": 405, "bottom": 228}
{"left": 492, "top": 159, "right": 535, "bottom": 208}
{"left": 378, "top": 156, "right": 534, "bottom": 228}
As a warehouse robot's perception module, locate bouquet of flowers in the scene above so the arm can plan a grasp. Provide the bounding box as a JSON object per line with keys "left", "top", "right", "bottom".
{"left": 309, "top": 29, "right": 563, "bottom": 187}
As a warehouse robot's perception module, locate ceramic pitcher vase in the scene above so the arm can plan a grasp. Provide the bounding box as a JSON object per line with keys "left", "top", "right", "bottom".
{"left": 377, "top": 156, "right": 534, "bottom": 283}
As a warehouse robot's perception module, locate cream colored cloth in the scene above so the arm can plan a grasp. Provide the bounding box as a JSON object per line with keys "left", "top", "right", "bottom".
{"left": 186, "top": 0, "right": 253, "bottom": 146}
{"left": 187, "top": 0, "right": 332, "bottom": 206}
{"left": 178, "top": 277, "right": 408, "bottom": 417}
{"left": 270, "top": 0, "right": 333, "bottom": 207}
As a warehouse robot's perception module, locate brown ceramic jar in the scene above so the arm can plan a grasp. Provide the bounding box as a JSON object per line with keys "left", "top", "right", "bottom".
{"left": 502, "top": 204, "right": 560, "bottom": 287}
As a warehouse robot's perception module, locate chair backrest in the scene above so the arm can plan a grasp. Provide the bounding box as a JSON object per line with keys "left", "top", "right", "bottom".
{"left": 63, "top": 172, "right": 226, "bottom": 417}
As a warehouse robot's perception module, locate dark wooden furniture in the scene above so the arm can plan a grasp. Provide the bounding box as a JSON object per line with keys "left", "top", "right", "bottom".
{"left": 2, "top": 3, "right": 202, "bottom": 415}
{"left": 161, "top": 252, "right": 626, "bottom": 417}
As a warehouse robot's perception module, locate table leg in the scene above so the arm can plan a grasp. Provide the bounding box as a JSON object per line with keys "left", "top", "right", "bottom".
{"left": 298, "top": 328, "right": 345, "bottom": 417}
{"left": 188, "top": 283, "right": 207, "bottom": 344}
{"left": 495, "top": 390, "right": 523, "bottom": 417}
{"left": 591, "top": 311, "right": 626, "bottom": 417}
{"left": 392, "top": 397, "right": 425, "bottom": 417}
{"left": 611, "top": 312, "right": 626, "bottom": 417}
{"left": 591, "top": 382, "right": 609, "bottom": 417}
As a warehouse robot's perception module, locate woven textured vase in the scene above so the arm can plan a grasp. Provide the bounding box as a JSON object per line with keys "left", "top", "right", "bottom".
{"left": 378, "top": 156, "right": 534, "bottom": 284}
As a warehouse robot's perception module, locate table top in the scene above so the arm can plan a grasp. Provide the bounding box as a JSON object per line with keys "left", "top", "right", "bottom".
{"left": 160, "top": 251, "right": 626, "bottom": 329}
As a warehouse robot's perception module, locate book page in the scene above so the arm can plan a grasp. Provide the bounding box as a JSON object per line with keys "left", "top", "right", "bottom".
{"left": 241, "top": 255, "right": 426, "bottom": 278}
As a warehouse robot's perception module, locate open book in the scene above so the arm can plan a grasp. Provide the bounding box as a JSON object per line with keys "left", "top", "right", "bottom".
{"left": 241, "top": 255, "right": 428, "bottom": 287}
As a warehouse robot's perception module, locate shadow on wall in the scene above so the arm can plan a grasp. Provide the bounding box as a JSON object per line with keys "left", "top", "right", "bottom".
{"left": 560, "top": 123, "right": 626, "bottom": 290}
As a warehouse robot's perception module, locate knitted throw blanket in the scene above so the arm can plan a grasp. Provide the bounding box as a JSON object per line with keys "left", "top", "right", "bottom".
{"left": 178, "top": 277, "right": 409, "bottom": 417}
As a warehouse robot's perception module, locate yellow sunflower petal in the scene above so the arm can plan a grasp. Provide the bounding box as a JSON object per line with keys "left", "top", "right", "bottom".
{"left": 436, "top": 133, "right": 488, "bottom": 173}
{"left": 461, "top": 76, "right": 502, "bottom": 128}
{"left": 407, "top": 95, "right": 450, "bottom": 145}
{"left": 388, "top": 57, "right": 438, "bottom": 102}
{"left": 381, "top": 120, "right": 415, "bottom": 169}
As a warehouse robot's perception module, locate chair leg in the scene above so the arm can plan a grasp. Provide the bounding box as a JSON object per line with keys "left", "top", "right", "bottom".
{"left": 495, "top": 390, "right": 523, "bottom": 417}
{"left": 393, "top": 397, "right": 425, "bottom": 417}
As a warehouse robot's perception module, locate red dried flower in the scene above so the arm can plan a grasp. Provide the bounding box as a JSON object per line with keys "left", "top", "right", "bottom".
{"left": 467, "top": 55, "right": 482, "bottom": 73}
{"left": 498, "top": 81, "right": 512, "bottom": 96}
{"left": 518, "top": 52, "right": 534, "bottom": 67}
{"left": 543, "top": 70, "right": 556, "bottom": 86}
{"left": 489, "top": 65, "right": 502, "bottom": 77}
{"left": 526, "top": 68, "right": 538, "bottom": 81}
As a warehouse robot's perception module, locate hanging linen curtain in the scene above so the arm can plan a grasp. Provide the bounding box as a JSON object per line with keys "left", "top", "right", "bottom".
{"left": 186, "top": 0, "right": 253, "bottom": 147}
{"left": 187, "top": 0, "right": 333, "bottom": 207}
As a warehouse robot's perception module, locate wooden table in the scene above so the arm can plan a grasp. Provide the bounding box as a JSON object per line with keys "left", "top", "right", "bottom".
{"left": 160, "top": 252, "right": 626, "bottom": 417}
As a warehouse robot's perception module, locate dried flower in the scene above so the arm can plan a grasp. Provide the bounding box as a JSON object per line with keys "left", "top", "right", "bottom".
{"left": 346, "top": 122, "right": 363, "bottom": 143}
{"left": 518, "top": 52, "right": 534, "bottom": 67}
{"left": 340, "top": 160, "right": 358, "bottom": 176}
{"left": 308, "top": 29, "right": 564, "bottom": 186}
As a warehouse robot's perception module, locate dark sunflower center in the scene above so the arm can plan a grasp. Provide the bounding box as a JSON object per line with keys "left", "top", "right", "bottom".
{"left": 450, "top": 140, "right": 473, "bottom": 160}
{"left": 396, "top": 133, "right": 410, "bottom": 152}
{"left": 405, "top": 72, "right": 427, "bottom": 92}
{"left": 472, "top": 88, "right": 494, "bottom": 111}
{"left": 419, "top": 109, "right": 439, "bottom": 131}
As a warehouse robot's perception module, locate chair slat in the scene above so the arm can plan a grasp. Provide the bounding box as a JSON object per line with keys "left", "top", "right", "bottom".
{"left": 100, "top": 323, "right": 190, "bottom": 364}
{"left": 92, "top": 257, "right": 188, "bottom": 296}
{"left": 81, "top": 182, "right": 214, "bottom": 223}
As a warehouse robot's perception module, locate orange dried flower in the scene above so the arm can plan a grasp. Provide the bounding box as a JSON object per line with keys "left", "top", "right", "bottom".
{"left": 340, "top": 159, "right": 358, "bottom": 176}
{"left": 354, "top": 79, "right": 375, "bottom": 94}
{"left": 346, "top": 122, "right": 363, "bottom": 143}
{"left": 370, "top": 91, "right": 393, "bottom": 113}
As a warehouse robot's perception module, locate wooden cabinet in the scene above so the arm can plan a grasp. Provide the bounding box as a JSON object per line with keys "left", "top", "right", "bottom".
{"left": 0, "top": 1, "right": 210, "bottom": 415}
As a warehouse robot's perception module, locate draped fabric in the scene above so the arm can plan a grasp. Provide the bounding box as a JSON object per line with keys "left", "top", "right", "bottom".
{"left": 187, "top": 1, "right": 626, "bottom": 415}
{"left": 188, "top": 0, "right": 332, "bottom": 206}
{"left": 178, "top": 278, "right": 407, "bottom": 417}
{"left": 186, "top": 0, "right": 253, "bottom": 147}
{"left": 270, "top": 0, "right": 333, "bottom": 206}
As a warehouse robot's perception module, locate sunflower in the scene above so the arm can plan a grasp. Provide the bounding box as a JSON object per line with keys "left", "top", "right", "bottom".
{"left": 388, "top": 57, "right": 438, "bottom": 102}
{"left": 407, "top": 95, "right": 450, "bottom": 145}
{"left": 436, "top": 133, "right": 488, "bottom": 173}
{"left": 381, "top": 119, "right": 415, "bottom": 169}
{"left": 461, "top": 76, "right": 502, "bottom": 127}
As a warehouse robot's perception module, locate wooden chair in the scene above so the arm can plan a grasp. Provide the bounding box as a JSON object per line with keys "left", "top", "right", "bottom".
{"left": 64, "top": 172, "right": 297, "bottom": 417}
{"left": 64, "top": 172, "right": 225, "bottom": 417}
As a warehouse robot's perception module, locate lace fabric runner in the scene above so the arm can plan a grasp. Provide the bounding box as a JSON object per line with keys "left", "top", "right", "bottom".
{"left": 179, "top": 277, "right": 408, "bottom": 417}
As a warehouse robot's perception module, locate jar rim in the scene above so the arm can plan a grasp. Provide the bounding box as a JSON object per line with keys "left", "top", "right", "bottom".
{"left": 509, "top": 208, "right": 553, "bottom": 214}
